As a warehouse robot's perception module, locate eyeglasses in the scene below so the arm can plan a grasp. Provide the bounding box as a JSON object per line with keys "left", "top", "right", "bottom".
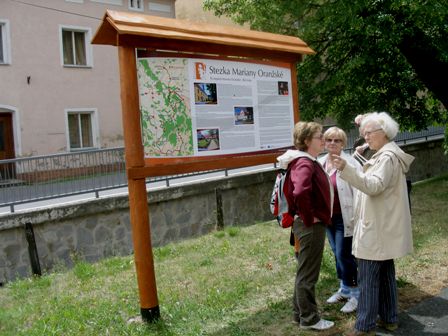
{"left": 325, "top": 138, "right": 342, "bottom": 144}
{"left": 364, "top": 128, "right": 383, "bottom": 137}
{"left": 312, "top": 134, "right": 324, "bottom": 140}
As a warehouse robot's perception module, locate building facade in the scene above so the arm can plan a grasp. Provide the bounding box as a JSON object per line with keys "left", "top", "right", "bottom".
{"left": 0, "top": 0, "right": 175, "bottom": 158}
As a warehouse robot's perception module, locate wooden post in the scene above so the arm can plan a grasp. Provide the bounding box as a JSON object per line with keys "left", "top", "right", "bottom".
{"left": 290, "top": 61, "right": 300, "bottom": 123}
{"left": 118, "top": 46, "right": 160, "bottom": 322}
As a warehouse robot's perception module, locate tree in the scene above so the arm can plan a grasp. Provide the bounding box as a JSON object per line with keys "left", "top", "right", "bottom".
{"left": 203, "top": 0, "right": 447, "bottom": 131}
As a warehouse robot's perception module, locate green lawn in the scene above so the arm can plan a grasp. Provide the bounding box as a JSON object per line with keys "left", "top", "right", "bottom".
{"left": 0, "top": 174, "right": 447, "bottom": 336}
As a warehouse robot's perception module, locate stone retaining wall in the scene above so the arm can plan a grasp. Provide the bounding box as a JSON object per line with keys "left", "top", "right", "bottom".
{"left": 402, "top": 139, "right": 448, "bottom": 182}
{"left": 0, "top": 170, "right": 275, "bottom": 284}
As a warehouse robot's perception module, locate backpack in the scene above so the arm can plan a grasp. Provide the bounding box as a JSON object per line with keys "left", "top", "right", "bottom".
{"left": 269, "top": 163, "right": 297, "bottom": 228}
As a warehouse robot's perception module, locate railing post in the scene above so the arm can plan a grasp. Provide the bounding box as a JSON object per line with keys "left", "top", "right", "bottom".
{"left": 24, "top": 222, "right": 42, "bottom": 277}
{"left": 215, "top": 188, "right": 224, "bottom": 230}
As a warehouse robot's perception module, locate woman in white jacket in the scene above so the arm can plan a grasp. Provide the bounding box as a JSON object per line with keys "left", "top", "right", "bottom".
{"left": 331, "top": 112, "right": 414, "bottom": 336}
{"left": 319, "top": 127, "right": 361, "bottom": 314}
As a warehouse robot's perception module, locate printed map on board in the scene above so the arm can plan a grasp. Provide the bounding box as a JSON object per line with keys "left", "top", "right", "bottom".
{"left": 138, "top": 58, "right": 194, "bottom": 157}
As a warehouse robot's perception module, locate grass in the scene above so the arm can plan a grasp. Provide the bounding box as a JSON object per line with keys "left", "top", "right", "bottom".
{"left": 0, "top": 174, "right": 447, "bottom": 336}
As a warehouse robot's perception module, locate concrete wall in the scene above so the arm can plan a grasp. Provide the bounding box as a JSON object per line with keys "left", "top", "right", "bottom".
{"left": 0, "top": 139, "right": 446, "bottom": 284}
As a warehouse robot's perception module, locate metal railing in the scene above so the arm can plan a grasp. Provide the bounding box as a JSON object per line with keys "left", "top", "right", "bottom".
{"left": 0, "top": 147, "right": 127, "bottom": 212}
{"left": 0, "top": 147, "right": 233, "bottom": 212}
{"left": 0, "top": 126, "right": 445, "bottom": 212}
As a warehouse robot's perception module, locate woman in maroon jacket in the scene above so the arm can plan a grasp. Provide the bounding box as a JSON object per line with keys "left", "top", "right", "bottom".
{"left": 279, "top": 121, "right": 334, "bottom": 331}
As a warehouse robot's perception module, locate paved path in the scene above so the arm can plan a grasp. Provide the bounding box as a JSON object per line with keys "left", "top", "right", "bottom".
{"left": 378, "top": 287, "right": 448, "bottom": 335}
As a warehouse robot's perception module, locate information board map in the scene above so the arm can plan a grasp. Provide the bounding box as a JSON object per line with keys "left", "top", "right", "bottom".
{"left": 137, "top": 57, "right": 295, "bottom": 158}
{"left": 138, "top": 58, "right": 194, "bottom": 157}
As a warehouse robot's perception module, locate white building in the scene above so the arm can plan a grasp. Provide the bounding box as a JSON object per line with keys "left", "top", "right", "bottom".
{"left": 0, "top": 0, "right": 175, "bottom": 159}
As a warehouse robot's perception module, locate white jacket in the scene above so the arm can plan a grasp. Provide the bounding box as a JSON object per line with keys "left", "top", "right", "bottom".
{"left": 319, "top": 151, "right": 361, "bottom": 237}
{"left": 340, "top": 142, "right": 414, "bottom": 260}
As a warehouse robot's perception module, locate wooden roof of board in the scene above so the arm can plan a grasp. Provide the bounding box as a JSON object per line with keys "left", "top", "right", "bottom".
{"left": 92, "top": 10, "right": 315, "bottom": 57}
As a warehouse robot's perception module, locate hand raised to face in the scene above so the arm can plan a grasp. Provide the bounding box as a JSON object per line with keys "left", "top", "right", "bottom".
{"left": 330, "top": 154, "right": 346, "bottom": 171}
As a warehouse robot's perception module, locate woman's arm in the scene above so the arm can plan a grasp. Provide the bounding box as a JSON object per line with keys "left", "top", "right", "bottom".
{"left": 289, "top": 159, "right": 315, "bottom": 226}
{"left": 339, "top": 154, "right": 396, "bottom": 196}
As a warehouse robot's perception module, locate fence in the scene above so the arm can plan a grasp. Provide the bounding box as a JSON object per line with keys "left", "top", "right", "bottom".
{"left": 0, "top": 126, "right": 445, "bottom": 212}
{"left": 0, "top": 147, "right": 228, "bottom": 212}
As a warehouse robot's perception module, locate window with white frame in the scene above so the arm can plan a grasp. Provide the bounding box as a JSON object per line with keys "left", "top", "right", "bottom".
{"left": 0, "top": 20, "right": 11, "bottom": 65}
{"left": 66, "top": 109, "right": 98, "bottom": 150}
{"left": 129, "top": 0, "right": 143, "bottom": 11}
{"left": 60, "top": 26, "right": 92, "bottom": 67}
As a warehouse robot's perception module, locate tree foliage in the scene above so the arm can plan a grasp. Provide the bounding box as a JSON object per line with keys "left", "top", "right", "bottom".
{"left": 203, "top": 0, "right": 447, "bottom": 131}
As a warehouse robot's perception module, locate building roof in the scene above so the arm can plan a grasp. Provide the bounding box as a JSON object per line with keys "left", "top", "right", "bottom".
{"left": 92, "top": 10, "right": 314, "bottom": 60}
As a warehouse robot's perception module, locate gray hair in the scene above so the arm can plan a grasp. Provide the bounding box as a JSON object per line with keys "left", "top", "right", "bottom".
{"left": 360, "top": 112, "right": 399, "bottom": 140}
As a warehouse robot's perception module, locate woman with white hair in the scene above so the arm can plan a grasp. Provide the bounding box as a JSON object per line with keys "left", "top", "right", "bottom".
{"left": 331, "top": 112, "right": 414, "bottom": 336}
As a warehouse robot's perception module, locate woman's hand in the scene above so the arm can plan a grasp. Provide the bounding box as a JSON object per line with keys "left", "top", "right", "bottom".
{"left": 356, "top": 143, "right": 369, "bottom": 154}
{"left": 330, "top": 154, "right": 347, "bottom": 171}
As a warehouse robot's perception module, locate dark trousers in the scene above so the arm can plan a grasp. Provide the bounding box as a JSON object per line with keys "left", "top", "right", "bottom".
{"left": 356, "top": 259, "right": 398, "bottom": 331}
{"left": 292, "top": 219, "right": 326, "bottom": 326}
{"left": 326, "top": 214, "right": 358, "bottom": 287}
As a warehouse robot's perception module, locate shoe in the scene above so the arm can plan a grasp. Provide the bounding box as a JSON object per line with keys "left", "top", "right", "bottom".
{"left": 301, "top": 319, "right": 334, "bottom": 330}
{"left": 340, "top": 297, "right": 358, "bottom": 313}
{"left": 327, "top": 290, "right": 350, "bottom": 303}
{"left": 344, "top": 328, "right": 375, "bottom": 336}
{"left": 377, "top": 319, "right": 398, "bottom": 331}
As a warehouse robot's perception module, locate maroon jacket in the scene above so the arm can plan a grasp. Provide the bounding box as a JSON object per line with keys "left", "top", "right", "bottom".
{"left": 286, "top": 157, "right": 332, "bottom": 227}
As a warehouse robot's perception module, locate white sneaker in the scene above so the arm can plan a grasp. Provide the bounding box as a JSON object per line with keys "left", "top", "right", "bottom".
{"left": 301, "top": 319, "right": 335, "bottom": 330}
{"left": 340, "top": 297, "right": 358, "bottom": 313}
{"left": 326, "top": 290, "right": 350, "bottom": 304}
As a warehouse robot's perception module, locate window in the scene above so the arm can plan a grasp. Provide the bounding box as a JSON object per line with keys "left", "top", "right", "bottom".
{"left": 66, "top": 109, "right": 98, "bottom": 150}
{"left": 148, "top": 2, "right": 172, "bottom": 14}
{"left": 60, "top": 26, "right": 92, "bottom": 67}
{"left": 129, "top": 0, "right": 143, "bottom": 11}
{"left": 0, "top": 20, "right": 11, "bottom": 65}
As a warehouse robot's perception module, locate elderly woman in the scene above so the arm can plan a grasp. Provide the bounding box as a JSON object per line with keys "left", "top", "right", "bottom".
{"left": 318, "top": 127, "right": 361, "bottom": 314}
{"left": 276, "top": 121, "right": 334, "bottom": 331}
{"left": 331, "top": 112, "right": 414, "bottom": 336}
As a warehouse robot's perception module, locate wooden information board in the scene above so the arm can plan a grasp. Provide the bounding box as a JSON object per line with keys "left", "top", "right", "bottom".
{"left": 92, "top": 10, "right": 314, "bottom": 322}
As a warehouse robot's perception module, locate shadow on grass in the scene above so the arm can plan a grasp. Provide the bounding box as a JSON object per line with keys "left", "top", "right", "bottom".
{"left": 202, "top": 284, "right": 447, "bottom": 336}
{"left": 206, "top": 297, "right": 348, "bottom": 336}
{"left": 398, "top": 280, "right": 436, "bottom": 311}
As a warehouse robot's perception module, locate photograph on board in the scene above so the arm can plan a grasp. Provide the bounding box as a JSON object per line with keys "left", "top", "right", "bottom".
{"left": 194, "top": 83, "right": 218, "bottom": 104}
{"left": 197, "top": 128, "right": 220, "bottom": 151}
{"left": 278, "top": 81, "right": 289, "bottom": 95}
{"left": 234, "top": 106, "right": 254, "bottom": 125}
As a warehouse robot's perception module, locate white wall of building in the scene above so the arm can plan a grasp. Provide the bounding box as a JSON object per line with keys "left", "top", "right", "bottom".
{"left": 175, "top": 0, "right": 245, "bottom": 27}
{"left": 0, "top": 0, "right": 175, "bottom": 156}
